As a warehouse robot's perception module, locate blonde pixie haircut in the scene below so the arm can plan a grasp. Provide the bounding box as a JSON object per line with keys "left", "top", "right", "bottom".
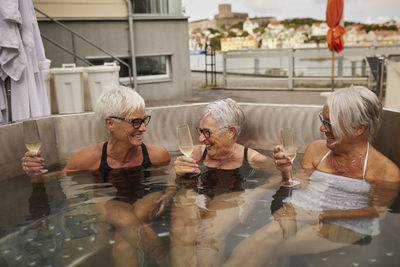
{"left": 95, "top": 86, "right": 145, "bottom": 121}
{"left": 327, "top": 86, "right": 382, "bottom": 144}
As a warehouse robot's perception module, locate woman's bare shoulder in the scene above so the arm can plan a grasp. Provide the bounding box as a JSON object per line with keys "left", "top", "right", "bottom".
{"left": 302, "top": 140, "right": 329, "bottom": 168}
{"left": 145, "top": 143, "right": 171, "bottom": 166}
{"left": 369, "top": 147, "right": 400, "bottom": 183}
{"left": 64, "top": 143, "right": 104, "bottom": 172}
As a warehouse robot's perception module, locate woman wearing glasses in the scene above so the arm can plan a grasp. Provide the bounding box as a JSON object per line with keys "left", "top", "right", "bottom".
{"left": 223, "top": 86, "right": 400, "bottom": 267}
{"left": 22, "top": 85, "right": 170, "bottom": 174}
{"left": 21, "top": 86, "right": 172, "bottom": 267}
{"left": 171, "top": 98, "right": 277, "bottom": 267}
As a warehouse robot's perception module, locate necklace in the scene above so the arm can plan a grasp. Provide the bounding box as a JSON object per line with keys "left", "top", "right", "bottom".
{"left": 330, "top": 152, "right": 364, "bottom": 174}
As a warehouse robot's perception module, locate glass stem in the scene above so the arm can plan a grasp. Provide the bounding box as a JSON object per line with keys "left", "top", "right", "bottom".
{"left": 289, "top": 168, "right": 293, "bottom": 181}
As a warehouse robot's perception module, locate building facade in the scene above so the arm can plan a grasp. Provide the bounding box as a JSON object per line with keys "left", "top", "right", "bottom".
{"left": 221, "top": 36, "right": 258, "bottom": 51}
{"left": 33, "top": 0, "right": 191, "bottom": 101}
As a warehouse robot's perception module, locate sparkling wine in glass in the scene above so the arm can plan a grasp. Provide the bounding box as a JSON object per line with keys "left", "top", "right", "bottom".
{"left": 177, "top": 124, "right": 194, "bottom": 157}
{"left": 23, "top": 120, "right": 48, "bottom": 174}
{"left": 280, "top": 128, "right": 300, "bottom": 188}
{"left": 177, "top": 124, "right": 200, "bottom": 174}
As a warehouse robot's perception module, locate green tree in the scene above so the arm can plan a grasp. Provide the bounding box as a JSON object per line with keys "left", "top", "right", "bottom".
{"left": 241, "top": 31, "right": 250, "bottom": 37}
{"left": 253, "top": 27, "right": 265, "bottom": 34}
{"left": 210, "top": 36, "right": 221, "bottom": 51}
{"left": 227, "top": 31, "right": 237, "bottom": 37}
{"left": 230, "top": 21, "right": 244, "bottom": 30}
{"left": 361, "top": 24, "right": 398, "bottom": 33}
{"left": 281, "top": 17, "right": 323, "bottom": 28}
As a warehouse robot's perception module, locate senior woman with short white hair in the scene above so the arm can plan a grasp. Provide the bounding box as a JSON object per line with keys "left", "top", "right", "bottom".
{"left": 175, "top": 98, "right": 274, "bottom": 174}
{"left": 22, "top": 86, "right": 170, "bottom": 173}
{"left": 172, "top": 98, "right": 277, "bottom": 267}
{"left": 21, "top": 86, "right": 172, "bottom": 267}
{"left": 222, "top": 86, "right": 400, "bottom": 267}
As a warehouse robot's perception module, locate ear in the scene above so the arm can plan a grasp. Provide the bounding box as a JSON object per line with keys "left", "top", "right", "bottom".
{"left": 105, "top": 117, "right": 115, "bottom": 131}
{"left": 228, "top": 126, "right": 237, "bottom": 138}
{"left": 354, "top": 124, "right": 366, "bottom": 137}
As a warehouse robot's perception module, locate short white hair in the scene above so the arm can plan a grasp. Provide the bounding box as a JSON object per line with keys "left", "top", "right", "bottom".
{"left": 201, "top": 98, "right": 245, "bottom": 139}
{"left": 327, "top": 86, "right": 382, "bottom": 143}
{"left": 94, "top": 86, "right": 145, "bottom": 121}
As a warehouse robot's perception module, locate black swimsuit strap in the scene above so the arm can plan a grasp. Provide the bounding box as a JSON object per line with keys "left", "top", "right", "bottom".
{"left": 99, "top": 142, "right": 112, "bottom": 182}
{"left": 141, "top": 143, "right": 152, "bottom": 168}
{"left": 243, "top": 147, "right": 248, "bottom": 164}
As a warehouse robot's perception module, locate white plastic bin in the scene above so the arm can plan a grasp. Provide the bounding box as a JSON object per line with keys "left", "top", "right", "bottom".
{"left": 42, "top": 69, "right": 51, "bottom": 107}
{"left": 85, "top": 62, "right": 120, "bottom": 108}
{"left": 51, "top": 64, "right": 85, "bottom": 114}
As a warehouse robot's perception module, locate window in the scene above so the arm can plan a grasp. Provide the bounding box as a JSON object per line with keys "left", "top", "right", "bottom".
{"left": 136, "top": 55, "right": 171, "bottom": 81}
{"left": 86, "top": 55, "right": 171, "bottom": 83}
{"left": 132, "top": 0, "right": 181, "bottom": 14}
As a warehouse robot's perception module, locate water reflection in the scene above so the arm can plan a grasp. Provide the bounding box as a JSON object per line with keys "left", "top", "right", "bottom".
{"left": 223, "top": 172, "right": 400, "bottom": 267}
{"left": 170, "top": 165, "right": 275, "bottom": 267}
{"left": 1, "top": 157, "right": 400, "bottom": 266}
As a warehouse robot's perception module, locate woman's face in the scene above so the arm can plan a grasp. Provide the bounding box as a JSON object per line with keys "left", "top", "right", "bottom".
{"left": 111, "top": 109, "right": 147, "bottom": 147}
{"left": 198, "top": 115, "right": 233, "bottom": 158}
{"left": 320, "top": 105, "right": 336, "bottom": 149}
{"left": 320, "top": 104, "right": 359, "bottom": 150}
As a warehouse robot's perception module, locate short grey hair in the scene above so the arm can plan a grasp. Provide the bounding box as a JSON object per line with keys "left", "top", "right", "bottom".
{"left": 201, "top": 98, "right": 245, "bottom": 139}
{"left": 94, "top": 86, "right": 145, "bottom": 121}
{"left": 327, "top": 85, "right": 382, "bottom": 143}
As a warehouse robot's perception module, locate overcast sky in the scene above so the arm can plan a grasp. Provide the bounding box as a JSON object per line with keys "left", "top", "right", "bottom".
{"left": 181, "top": 0, "right": 400, "bottom": 24}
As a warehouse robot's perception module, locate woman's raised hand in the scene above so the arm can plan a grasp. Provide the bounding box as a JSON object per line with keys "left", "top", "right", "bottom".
{"left": 272, "top": 145, "right": 292, "bottom": 172}
{"left": 174, "top": 155, "right": 199, "bottom": 176}
{"left": 21, "top": 150, "right": 45, "bottom": 176}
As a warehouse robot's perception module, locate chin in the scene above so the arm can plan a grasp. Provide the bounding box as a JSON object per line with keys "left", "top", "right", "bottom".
{"left": 206, "top": 145, "right": 216, "bottom": 156}
{"left": 129, "top": 137, "right": 143, "bottom": 146}
{"left": 326, "top": 138, "right": 338, "bottom": 149}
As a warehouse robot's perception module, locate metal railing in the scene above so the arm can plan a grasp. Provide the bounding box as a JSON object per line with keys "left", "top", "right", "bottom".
{"left": 221, "top": 45, "right": 400, "bottom": 90}
{"left": 35, "top": 8, "right": 134, "bottom": 88}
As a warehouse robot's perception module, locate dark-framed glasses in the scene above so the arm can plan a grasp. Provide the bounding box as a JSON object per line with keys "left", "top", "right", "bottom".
{"left": 110, "top": 115, "right": 151, "bottom": 129}
{"left": 196, "top": 126, "right": 229, "bottom": 138}
{"left": 318, "top": 112, "right": 331, "bottom": 132}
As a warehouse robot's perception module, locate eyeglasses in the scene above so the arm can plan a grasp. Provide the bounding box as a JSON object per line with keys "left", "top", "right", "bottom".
{"left": 196, "top": 126, "right": 229, "bottom": 138}
{"left": 318, "top": 112, "right": 331, "bottom": 132}
{"left": 110, "top": 115, "right": 151, "bottom": 129}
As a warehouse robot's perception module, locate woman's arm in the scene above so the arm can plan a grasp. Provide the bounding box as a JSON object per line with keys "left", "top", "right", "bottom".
{"left": 146, "top": 144, "right": 171, "bottom": 166}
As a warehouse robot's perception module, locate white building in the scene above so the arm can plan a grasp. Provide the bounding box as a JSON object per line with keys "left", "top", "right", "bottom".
{"left": 310, "top": 22, "right": 329, "bottom": 36}
{"left": 243, "top": 18, "right": 258, "bottom": 35}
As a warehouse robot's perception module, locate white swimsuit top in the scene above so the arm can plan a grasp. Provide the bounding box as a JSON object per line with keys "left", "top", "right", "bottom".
{"left": 319, "top": 141, "right": 370, "bottom": 179}
{"left": 284, "top": 142, "right": 380, "bottom": 236}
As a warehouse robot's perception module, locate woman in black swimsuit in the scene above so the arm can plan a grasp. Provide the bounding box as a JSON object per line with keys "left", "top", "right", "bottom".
{"left": 22, "top": 86, "right": 172, "bottom": 267}
{"left": 172, "top": 98, "right": 278, "bottom": 267}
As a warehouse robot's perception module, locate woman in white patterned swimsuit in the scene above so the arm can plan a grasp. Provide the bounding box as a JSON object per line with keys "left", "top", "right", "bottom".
{"left": 223, "top": 86, "right": 400, "bottom": 267}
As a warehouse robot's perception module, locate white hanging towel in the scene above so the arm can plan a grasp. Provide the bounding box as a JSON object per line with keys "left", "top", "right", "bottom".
{"left": 0, "top": 0, "right": 50, "bottom": 121}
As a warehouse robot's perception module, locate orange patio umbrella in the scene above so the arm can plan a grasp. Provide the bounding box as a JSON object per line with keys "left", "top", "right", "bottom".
{"left": 326, "top": 0, "right": 345, "bottom": 90}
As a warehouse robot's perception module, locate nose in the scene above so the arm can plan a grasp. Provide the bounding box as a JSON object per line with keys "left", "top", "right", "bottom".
{"left": 199, "top": 133, "right": 206, "bottom": 143}
{"left": 138, "top": 121, "right": 147, "bottom": 132}
{"left": 320, "top": 123, "right": 328, "bottom": 133}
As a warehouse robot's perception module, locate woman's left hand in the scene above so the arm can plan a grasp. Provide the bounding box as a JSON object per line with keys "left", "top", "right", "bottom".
{"left": 273, "top": 145, "right": 293, "bottom": 172}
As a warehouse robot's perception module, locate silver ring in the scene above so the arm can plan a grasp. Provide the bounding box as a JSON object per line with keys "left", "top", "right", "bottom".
{"left": 275, "top": 160, "right": 278, "bottom": 165}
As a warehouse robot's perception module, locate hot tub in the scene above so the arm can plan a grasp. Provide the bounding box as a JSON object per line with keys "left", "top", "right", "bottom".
{"left": 0, "top": 103, "right": 399, "bottom": 266}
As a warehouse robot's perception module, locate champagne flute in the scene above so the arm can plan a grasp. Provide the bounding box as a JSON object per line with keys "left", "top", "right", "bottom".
{"left": 177, "top": 124, "right": 200, "bottom": 174}
{"left": 177, "top": 124, "right": 194, "bottom": 157}
{"left": 280, "top": 128, "right": 300, "bottom": 188}
{"left": 23, "top": 120, "right": 48, "bottom": 174}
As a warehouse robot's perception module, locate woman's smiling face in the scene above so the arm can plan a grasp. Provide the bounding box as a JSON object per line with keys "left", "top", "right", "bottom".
{"left": 198, "top": 115, "right": 232, "bottom": 158}
{"left": 112, "top": 108, "right": 148, "bottom": 147}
